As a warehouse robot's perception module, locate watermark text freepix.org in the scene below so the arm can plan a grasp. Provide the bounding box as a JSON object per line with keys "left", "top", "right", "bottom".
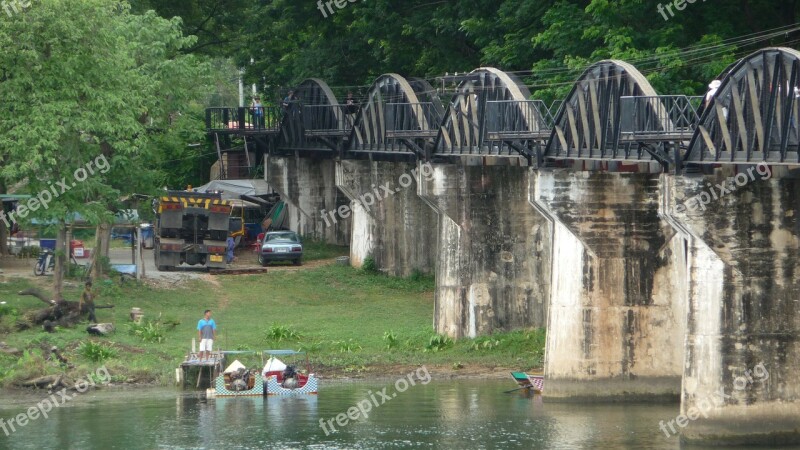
{"left": 0, "top": 154, "right": 111, "bottom": 229}
{"left": 321, "top": 162, "right": 435, "bottom": 227}
{"left": 658, "top": 363, "right": 769, "bottom": 439}
{"left": 2, "top": 0, "right": 32, "bottom": 18}
{"left": 657, "top": 0, "right": 708, "bottom": 21}
{"left": 319, "top": 366, "right": 431, "bottom": 435}
{"left": 675, "top": 163, "right": 771, "bottom": 213}
{"left": 317, "top": 0, "right": 362, "bottom": 18}
{"left": 0, "top": 366, "right": 111, "bottom": 436}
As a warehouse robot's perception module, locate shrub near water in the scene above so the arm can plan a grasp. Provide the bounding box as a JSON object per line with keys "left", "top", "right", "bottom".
{"left": 264, "top": 323, "right": 301, "bottom": 342}
{"left": 383, "top": 330, "right": 398, "bottom": 349}
{"left": 78, "top": 341, "right": 117, "bottom": 362}
{"left": 425, "top": 334, "right": 453, "bottom": 352}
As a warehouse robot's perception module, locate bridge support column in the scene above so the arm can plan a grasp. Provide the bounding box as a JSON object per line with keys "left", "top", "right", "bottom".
{"left": 265, "top": 154, "right": 350, "bottom": 245}
{"left": 531, "top": 171, "right": 686, "bottom": 401}
{"left": 334, "top": 160, "right": 437, "bottom": 276}
{"left": 663, "top": 172, "right": 800, "bottom": 445}
{"left": 419, "top": 163, "right": 551, "bottom": 338}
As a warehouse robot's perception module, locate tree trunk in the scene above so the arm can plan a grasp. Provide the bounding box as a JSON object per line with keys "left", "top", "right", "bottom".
{"left": 0, "top": 181, "right": 8, "bottom": 256}
{"left": 91, "top": 223, "right": 111, "bottom": 280}
{"left": 53, "top": 225, "right": 67, "bottom": 301}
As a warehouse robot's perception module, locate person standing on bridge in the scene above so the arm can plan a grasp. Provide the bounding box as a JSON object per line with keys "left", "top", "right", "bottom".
{"left": 197, "top": 310, "right": 217, "bottom": 361}
{"left": 251, "top": 97, "right": 264, "bottom": 128}
{"left": 281, "top": 90, "right": 295, "bottom": 113}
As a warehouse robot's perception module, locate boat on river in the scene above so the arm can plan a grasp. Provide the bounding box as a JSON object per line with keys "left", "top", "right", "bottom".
{"left": 206, "top": 350, "right": 317, "bottom": 398}
{"left": 262, "top": 350, "right": 318, "bottom": 396}
{"left": 510, "top": 372, "right": 544, "bottom": 393}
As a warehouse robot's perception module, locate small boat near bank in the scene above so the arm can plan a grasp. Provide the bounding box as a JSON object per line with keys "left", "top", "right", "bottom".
{"left": 205, "top": 350, "right": 318, "bottom": 398}
{"left": 508, "top": 372, "right": 544, "bottom": 394}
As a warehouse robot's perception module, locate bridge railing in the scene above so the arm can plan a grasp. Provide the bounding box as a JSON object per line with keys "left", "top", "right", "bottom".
{"left": 619, "top": 95, "right": 703, "bottom": 142}
{"left": 485, "top": 100, "right": 552, "bottom": 140}
{"left": 385, "top": 102, "right": 441, "bottom": 138}
{"left": 206, "top": 107, "right": 282, "bottom": 132}
{"left": 302, "top": 104, "right": 354, "bottom": 136}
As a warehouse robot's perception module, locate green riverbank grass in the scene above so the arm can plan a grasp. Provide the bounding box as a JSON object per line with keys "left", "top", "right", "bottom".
{"left": 0, "top": 264, "right": 544, "bottom": 387}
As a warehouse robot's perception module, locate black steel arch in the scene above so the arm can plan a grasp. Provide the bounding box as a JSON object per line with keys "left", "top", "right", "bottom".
{"left": 685, "top": 47, "right": 800, "bottom": 165}
{"left": 542, "top": 60, "right": 661, "bottom": 164}
{"left": 348, "top": 74, "right": 443, "bottom": 159}
{"left": 434, "top": 67, "right": 549, "bottom": 161}
{"left": 278, "top": 78, "right": 347, "bottom": 153}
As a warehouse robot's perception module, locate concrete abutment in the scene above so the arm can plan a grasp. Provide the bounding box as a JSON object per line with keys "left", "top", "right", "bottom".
{"left": 265, "top": 154, "right": 350, "bottom": 245}
{"left": 663, "top": 172, "right": 800, "bottom": 445}
{"left": 420, "top": 163, "right": 551, "bottom": 339}
{"left": 531, "top": 170, "right": 687, "bottom": 401}
{"left": 335, "top": 160, "right": 437, "bottom": 276}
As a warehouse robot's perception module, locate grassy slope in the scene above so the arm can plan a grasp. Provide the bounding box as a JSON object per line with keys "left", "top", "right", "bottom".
{"left": 0, "top": 264, "right": 544, "bottom": 387}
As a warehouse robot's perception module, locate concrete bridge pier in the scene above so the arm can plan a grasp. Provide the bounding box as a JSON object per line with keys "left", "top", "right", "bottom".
{"left": 531, "top": 170, "right": 687, "bottom": 401}
{"left": 418, "top": 162, "right": 551, "bottom": 339}
{"left": 663, "top": 171, "right": 800, "bottom": 445}
{"left": 265, "top": 154, "right": 350, "bottom": 245}
{"left": 335, "top": 160, "right": 437, "bottom": 275}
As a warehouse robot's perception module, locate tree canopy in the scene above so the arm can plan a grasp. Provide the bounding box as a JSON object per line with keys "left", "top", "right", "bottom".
{"left": 135, "top": 0, "right": 800, "bottom": 102}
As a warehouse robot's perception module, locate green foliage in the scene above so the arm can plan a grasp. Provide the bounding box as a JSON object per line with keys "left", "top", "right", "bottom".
{"left": 18, "top": 246, "right": 41, "bottom": 259}
{"left": 264, "top": 324, "right": 301, "bottom": 342}
{"left": 0, "top": 303, "right": 19, "bottom": 318}
{"left": 383, "top": 330, "right": 399, "bottom": 350}
{"left": 425, "top": 335, "right": 453, "bottom": 353}
{"left": 361, "top": 255, "right": 379, "bottom": 274}
{"left": 299, "top": 341, "right": 325, "bottom": 353}
{"left": 129, "top": 321, "right": 167, "bottom": 344}
{"left": 67, "top": 261, "right": 89, "bottom": 280}
{"left": 469, "top": 336, "right": 502, "bottom": 351}
{"left": 1, "top": 349, "right": 49, "bottom": 384}
{"left": 300, "top": 238, "right": 349, "bottom": 262}
{"left": 332, "top": 339, "right": 362, "bottom": 353}
{"left": 78, "top": 341, "right": 118, "bottom": 362}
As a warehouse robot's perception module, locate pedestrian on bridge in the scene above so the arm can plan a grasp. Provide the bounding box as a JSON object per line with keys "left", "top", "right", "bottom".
{"left": 251, "top": 97, "right": 264, "bottom": 128}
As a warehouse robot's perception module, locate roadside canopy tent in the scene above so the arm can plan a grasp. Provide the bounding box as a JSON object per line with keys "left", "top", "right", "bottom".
{"left": 194, "top": 180, "right": 273, "bottom": 201}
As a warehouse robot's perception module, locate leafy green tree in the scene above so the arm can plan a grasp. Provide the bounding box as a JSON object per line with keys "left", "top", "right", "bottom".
{"left": 0, "top": 0, "right": 212, "bottom": 294}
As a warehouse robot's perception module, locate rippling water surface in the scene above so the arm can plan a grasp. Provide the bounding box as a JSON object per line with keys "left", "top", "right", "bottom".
{"left": 0, "top": 380, "right": 791, "bottom": 449}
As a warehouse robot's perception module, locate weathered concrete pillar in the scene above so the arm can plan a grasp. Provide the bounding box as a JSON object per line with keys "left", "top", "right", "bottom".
{"left": 531, "top": 170, "right": 687, "bottom": 401}
{"left": 265, "top": 154, "right": 350, "bottom": 245}
{"left": 663, "top": 170, "right": 800, "bottom": 445}
{"left": 334, "top": 160, "right": 437, "bottom": 275}
{"left": 419, "top": 163, "right": 551, "bottom": 338}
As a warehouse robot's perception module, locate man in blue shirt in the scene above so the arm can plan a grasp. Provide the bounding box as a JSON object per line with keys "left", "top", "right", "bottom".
{"left": 197, "top": 309, "right": 217, "bottom": 361}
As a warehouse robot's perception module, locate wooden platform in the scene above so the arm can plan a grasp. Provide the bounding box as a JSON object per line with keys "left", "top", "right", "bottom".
{"left": 180, "top": 351, "right": 224, "bottom": 367}
{"left": 180, "top": 352, "right": 225, "bottom": 389}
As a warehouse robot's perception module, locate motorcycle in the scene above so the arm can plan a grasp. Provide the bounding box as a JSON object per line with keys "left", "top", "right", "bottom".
{"left": 34, "top": 248, "right": 55, "bottom": 276}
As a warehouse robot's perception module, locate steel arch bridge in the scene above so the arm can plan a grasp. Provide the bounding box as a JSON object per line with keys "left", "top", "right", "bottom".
{"left": 206, "top": 47, "right": 800, "bottom": 173}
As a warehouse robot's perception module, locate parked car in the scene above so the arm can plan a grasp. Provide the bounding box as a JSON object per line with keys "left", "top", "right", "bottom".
{"left": 258, "top": 231, "right": 303, "bottom": 266}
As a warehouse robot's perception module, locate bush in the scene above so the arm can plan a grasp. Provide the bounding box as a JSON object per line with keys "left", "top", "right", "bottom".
{"left": 469, "top": 336, "right": 502, "bottom": 351}
{"left": 299, "top": 341, "right": 325, "bottom": 353}
{"left": 332, "top": 339, "right": 362, "bottom": 353}
{"left": 78, "top": 341, "right": 117, "bottom": 362}
{"left": 383, "top": 330, "right": 398, "bottom": 350}
{"left": 129, "top": 320, "right": 167, "bottom": 343}
{"left": 18, "top": 246, "right": 41, "bottom": 258}
{"left": 0, "top": 304, "right": 19, "bottom": 318}
{"left": 425, "top": 334, "right": 453, "bottom": 352}
{"left": 264, "top": 323, "right": 301, "bottom": 342}
{"left": 361, "top": 255, "right": 379, "bottom": 274}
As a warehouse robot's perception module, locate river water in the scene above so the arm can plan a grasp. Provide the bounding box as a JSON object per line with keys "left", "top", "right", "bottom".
{"left": 0, "top": 380, "right": 792, "bottom": 449}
